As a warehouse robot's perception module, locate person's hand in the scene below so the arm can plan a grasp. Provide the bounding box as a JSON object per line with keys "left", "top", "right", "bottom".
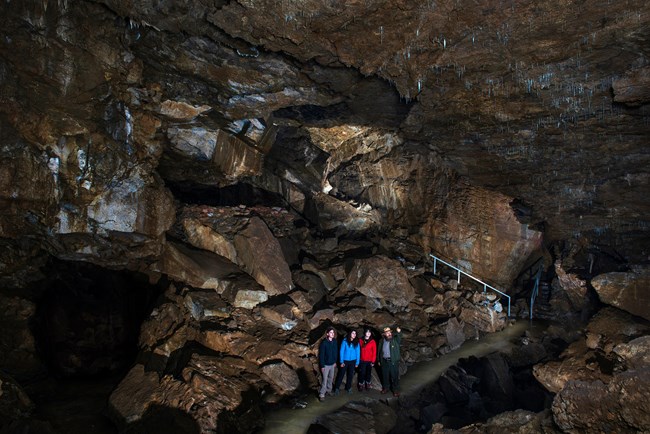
{"left": 340, "top": 363, "right": 345, "bottom": 368}
{"left": 396, "top": 326, "right": 401, "bottom": 333}
{"left": 371, "top": 363, "right": 374, "bottom": 367}
{"left": 355, "top": 365, "right": 358, "bottom": 368}
{"left": 321, "top": 367, "right": 324, "bottom": 371}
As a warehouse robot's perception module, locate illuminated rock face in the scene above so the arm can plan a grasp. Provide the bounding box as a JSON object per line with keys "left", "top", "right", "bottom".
{"left": 0, "top": 1, "right": 648, "bottom": 432}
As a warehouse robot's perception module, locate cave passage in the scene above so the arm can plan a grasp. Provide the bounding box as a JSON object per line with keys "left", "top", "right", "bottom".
{"left": 32, "top": 260, "right": 165, "bottom": 378}
{"left": 166, "top": 181, "right": 288, "bottom": 208}
{"left": 261, "top": 320, "right": 544, "bottom": 434}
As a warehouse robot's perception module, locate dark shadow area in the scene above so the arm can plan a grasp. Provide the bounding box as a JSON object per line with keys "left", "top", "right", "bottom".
{"left": 17, "top": 260, "right": 169, "bottom": 434}
{"left": 166, "top": 181, "right": 288, "bottom": 208}
{"left": 32, "top": 260, "right": 165, "bottom": 378}
{"left": 123, "top": 405, "right": 201, "bottom": 434}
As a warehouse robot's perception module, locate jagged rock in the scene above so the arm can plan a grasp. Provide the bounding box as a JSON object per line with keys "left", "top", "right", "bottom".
{"left": 261, "top": 362, "right": 300, "bottom": 394}
{"left": 0, "top": 371, "right": 34, "bottom": 425}
{"left": 0, "top": 295, "right": 42, "bottom": 378}
{"left": 309, "top": 398, "right": 397, "bottom": 434}
{"left": 197, "top": 331, "right": 258, "bottom": 356}
{"left": 458, "top": 302, "right": 507, "bottom": 334}
{"left": 613, "top": 336, "right": 650, "bottom": 371}
{"left": 304, "top": 192, "right": 381, "bottom": 232}
{"left": 535, "top": 307, "right": 649, "bottom": 396}
{"left": 308, "top": 309, "right": 335, "bottom": 330}
{"left": 293, "top": 269, "right": 328, "bottom": 294}
{"left": 533, "top": 339, "right": 609, "bottom": 394}
{"left": 584, "top": 307, "right": 650, "bottom": 352}
{"left": 234, "top": 217, "right": 293, "bottom": 295}
{"left": 289, "top": 286, "right": 326, "bottom": 314}
{"left": 428, "top": 409, "right": 561, "bottom": 434}
{"left": 340, "top": 255, "right": 416, "bottom": 313}
{"left": 233, "top": 289, "right": 269, "bottom": 309}
{"left": 439, "top": 366, "right": 478, "bottom": 405}
{"left": 479, "top": 353, "right": 515, "bottom": 412}
{"left": 420, "top": 402, "right": 448, "bottom": 428}
{"left": 425, "top": 291, "right": 462, "bottom": 316}
{"left": 139, "top": 301, "right": 186, "bottom": 349}
{"left": 553, "top": 261, "right": 588, "bottom": 310}
{"left": 301, "top": 262, "right": 338, "bottom": 290}
{"left": 445, "top": 317, "right": 466, "bottom": 350}
{"left": 260, "top": 304, "right": 299, "bottom": 330}
{"left": 552, "top": 367, "right": 650, "bottom": 433}
{"left": 591, "top": 266, "right": 650, "bottom": 321}
{"left": 159, "top": 100, "right": 211, "bottom": 120}
{"left": 110, "top": 356, "right": 265, "bottom": 433}
{"left": 181, "top": 217, "right": 239, "bottom": 263}
{"left": 156, "top": 241, "right": 253, "bottom": 292}
{"left": 612, "top": 66, "right": 650, "bottom": 106}
{"left": 184, "top": 290, "right": 231, "bottom": 321}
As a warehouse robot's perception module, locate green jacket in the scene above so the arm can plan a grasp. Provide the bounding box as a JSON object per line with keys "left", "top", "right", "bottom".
{"left": 378, "top": 331, "right": 402, "bottom": 362}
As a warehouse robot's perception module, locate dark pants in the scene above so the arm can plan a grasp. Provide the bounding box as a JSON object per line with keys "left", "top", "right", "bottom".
{"left": 381, "top": 358, "right": 399, "bottom": 392}
{"left": 358, "top": 361, "right": 373, "bottom": 386}
{"left": 334, "top": 360, "right": 356, "bottom": 391}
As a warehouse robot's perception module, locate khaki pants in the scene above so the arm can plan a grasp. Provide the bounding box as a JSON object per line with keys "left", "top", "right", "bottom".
{"left": 319, "top": 364, "right": 335, "bottom": 397}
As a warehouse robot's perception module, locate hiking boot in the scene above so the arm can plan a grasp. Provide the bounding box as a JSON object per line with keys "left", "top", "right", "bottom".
{"left": 334, "top": 389, "right": 339, "bottom": 396}
{"left": 346, "top": 389, "right": 352, "bottom": 394}
{"left": 319, "top": 395, "right": 325, "bottom": 402}
{"left": 365, "top": 383, "right": 370, "bottom": 391}
{"left": 358, "top": 385, "right": 364, "bottom": 392}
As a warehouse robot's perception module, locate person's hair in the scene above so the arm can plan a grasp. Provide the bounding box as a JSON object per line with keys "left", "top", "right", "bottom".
{"left": 347, "top": 329, "right": 359, "bottom": 346}
{"left": 325, "top": 326, "right": 336, "bottom": 336}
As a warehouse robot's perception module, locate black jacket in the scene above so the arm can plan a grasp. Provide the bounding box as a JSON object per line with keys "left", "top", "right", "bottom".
{"left": 319, "top": 338, "right": 338, "bottom": 367}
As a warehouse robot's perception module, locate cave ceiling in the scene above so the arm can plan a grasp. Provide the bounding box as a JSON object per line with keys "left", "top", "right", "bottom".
{"left": 0, "top": 0, "right": 649, "bottom": 279}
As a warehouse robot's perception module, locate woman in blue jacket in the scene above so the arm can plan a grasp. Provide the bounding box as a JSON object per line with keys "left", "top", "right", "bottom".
{"left": 333, "top": 329, "right": 360, "bottom": 394}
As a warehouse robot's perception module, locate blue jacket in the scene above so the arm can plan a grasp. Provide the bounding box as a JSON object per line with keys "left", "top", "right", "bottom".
{"left": 319, "top": 338, "right": 338, "bottom": 367}
{"left": 340, "top": 340, "right": 360, "bottom": 365}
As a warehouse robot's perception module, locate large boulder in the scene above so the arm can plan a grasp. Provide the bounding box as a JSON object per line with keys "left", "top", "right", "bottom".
{"left": 552, "top": 367, "right": 650, "bottom": 433}
{"left": 591, "top": 266, "right": 650, "bottom": 321}
{"left": 234, "top": 217, "right": 293, "bottom": 295}
{"left": 340, "top": 255, "right": 416, "bottom": 313}
{"left": 309, "top": 398, "right": 397, "bottom": 434}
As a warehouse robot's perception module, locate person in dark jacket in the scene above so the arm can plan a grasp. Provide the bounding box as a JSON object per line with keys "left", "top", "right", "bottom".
{"left": 378, "top": 326, "right": 402, "bottom": 397}
{"left": 333, "top": 329, "right": 360, "bottom": 394}
{"left": 318, "top": 327, "right": 338, "bottom": 401}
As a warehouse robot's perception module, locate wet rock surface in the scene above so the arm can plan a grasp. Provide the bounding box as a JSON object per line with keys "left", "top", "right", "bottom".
{"left": 0, "top": 0, "right": 649, "bottom": 433}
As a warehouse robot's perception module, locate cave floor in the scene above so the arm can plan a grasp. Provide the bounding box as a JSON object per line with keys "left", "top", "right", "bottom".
{"left": 261, "top": 319, "right": 546, "bottom": 434}
{"left": 24, "top": 374, "right": 121, "bottom": 434}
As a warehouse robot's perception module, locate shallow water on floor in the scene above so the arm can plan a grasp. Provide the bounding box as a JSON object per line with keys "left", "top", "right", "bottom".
{"left": 260, "top": 320, "right": 545, "bottom": 434}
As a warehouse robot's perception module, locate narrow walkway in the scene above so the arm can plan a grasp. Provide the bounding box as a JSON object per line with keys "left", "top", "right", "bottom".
{"left": 261, "top": 320, "right": 540, "bottom": 434}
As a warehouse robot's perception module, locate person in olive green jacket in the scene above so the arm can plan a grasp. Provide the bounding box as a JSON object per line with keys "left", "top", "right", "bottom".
{"left": 378, "top": 326, "right": 402, "bottom": 397}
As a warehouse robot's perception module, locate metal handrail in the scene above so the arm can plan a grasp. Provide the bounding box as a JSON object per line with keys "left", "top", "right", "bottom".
{"left": 428, "top": 253, "right": 511, "bottom": 317}
{"left": 529, "top": 261, "right": 544, "bottom": 320}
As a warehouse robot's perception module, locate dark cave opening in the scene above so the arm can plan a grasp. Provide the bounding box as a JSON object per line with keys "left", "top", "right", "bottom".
{"left": 166, "top": 180, "right": 288, "bottom": 208}
{"left": 32, "top": 260, "right": 164, "bottom": 378}
{"left": 20, "top": 260, "right": 168, "bottom": 433}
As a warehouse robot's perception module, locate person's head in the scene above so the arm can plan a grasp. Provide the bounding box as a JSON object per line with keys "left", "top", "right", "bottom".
{"left": 325, "top": 327, "right": 336, "bottom": 340}
{"left": 364, "top": 328, "right": 372, "bottom": 340}
{"left": 383, "top": 326, "right": 392, "bottom": 340}
{"left": 347, "top": 329, "right": 357, "bottom": 342}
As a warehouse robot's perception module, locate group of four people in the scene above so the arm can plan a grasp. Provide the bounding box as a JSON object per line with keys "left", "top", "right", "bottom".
{"left": 318, "top": 325, "right": 402, "bottom": 401}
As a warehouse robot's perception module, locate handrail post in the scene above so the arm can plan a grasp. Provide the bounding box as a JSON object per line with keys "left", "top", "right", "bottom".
{"left": 428, "top": 253, "right": 511, "bottom": 318}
